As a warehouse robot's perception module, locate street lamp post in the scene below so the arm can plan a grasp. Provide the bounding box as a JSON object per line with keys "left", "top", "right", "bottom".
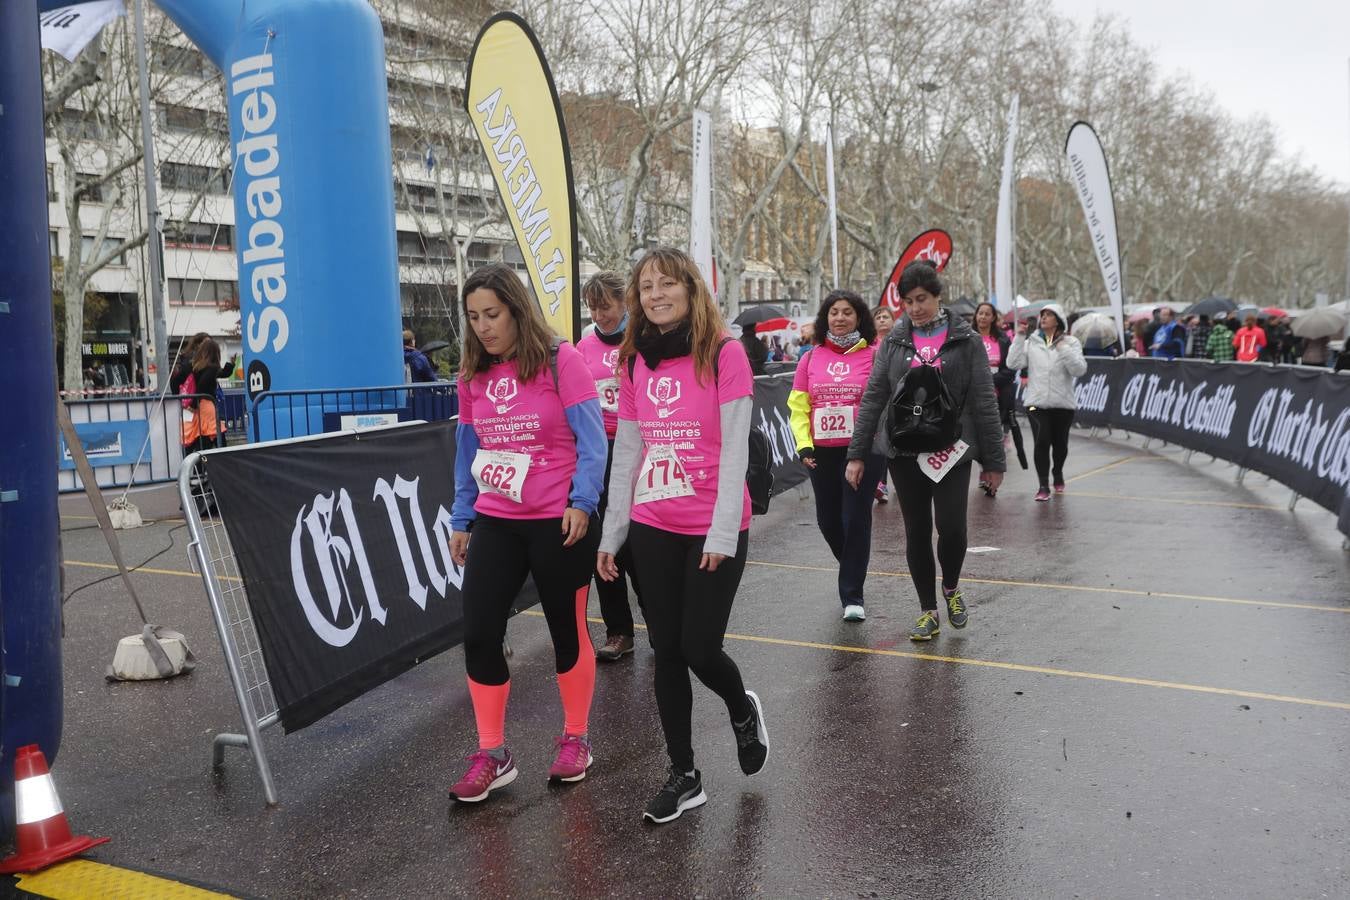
{"left": 917, "top": 80, "right": 940, "bottom": 225}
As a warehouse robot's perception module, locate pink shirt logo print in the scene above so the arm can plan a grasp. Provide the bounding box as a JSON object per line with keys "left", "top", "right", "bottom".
{"left": 647, "top": 376, "right": 683, "bottom": 419}
{"left": 826, "top": 360, "right": 850, "bottom": 382}
{"left": 485, "top": 377, "right": 520, "bottom": 414}
{"left": 602, "top": 348, "right": 620, "bottom": 370}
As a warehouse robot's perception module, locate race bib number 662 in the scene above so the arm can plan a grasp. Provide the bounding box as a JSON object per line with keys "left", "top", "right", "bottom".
{"left": 472, "top": 449, "right": 530, "bottom": 502}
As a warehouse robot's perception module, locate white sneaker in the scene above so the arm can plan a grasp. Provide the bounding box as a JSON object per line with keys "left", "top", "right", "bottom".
{"left": 842, "top": 604, "right": 866, "bottom": 622}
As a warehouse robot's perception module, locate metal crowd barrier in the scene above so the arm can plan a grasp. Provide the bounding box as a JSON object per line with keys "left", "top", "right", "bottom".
{"left": 178, "top": 439, "right": 329, "bottom": 807}
{"left": 249, "top": 381, "right": 457, "bottom": 442}
{"left": 59, "top": 392, "right": 220, "bottom": 494}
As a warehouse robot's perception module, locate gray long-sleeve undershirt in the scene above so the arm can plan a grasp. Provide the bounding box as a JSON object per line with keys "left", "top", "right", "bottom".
{"left": 599, "top": 395, "right": 752, "bottom": 558}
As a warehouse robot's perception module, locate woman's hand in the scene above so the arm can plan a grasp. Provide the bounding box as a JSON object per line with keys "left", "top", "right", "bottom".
{"left": 983, "top": 471, "right": 1004, "bottom": 494}
{"left": 699, "top": 552, "right": 727, "bottom": 572}
{"left": 561, "top": 508, "right": 589, "bottom": 547}
{"left": 596, "top": 551, "right": 619, "bottom": 582}
{"left": 450, "top": 530, "right": 470, "bottom": 567}
{"left": 800, "top": 449, "right": 817, "bottom": 469}
{"left": 845, "top": 459, "right": 864, "bottom": 489}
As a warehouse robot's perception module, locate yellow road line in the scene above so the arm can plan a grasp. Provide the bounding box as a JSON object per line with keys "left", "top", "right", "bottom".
{"left": 63, "top": 559, "right": 238, "bottom": 583}
{"left": 64, "top": 555, "right": 1344, "bottom": 615}
{"left": 745, "top": 560, "right": 1348, "bottom": 614}
{"left": 523, "top": 609, "right": 1350, "bottom": 711}
{"left": 60, "top": 514, "right": 185, "bottom": 523}
{"left": 1064, "top": 490, "right": 1284, "bottom": 511}
{"left": 1064, "top": 455, "right": 1143, "bottom": 484}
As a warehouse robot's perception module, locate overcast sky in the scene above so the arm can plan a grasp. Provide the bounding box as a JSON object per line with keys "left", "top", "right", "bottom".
{"left": 1050, "top": 0, "right": 1350, "bottom": 188}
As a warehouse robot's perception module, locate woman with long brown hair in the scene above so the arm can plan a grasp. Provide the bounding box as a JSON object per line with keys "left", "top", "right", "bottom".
{"left": 597, "top": 246, "right": 769, "bottom": 824}
{"left": 447, "top": 263, "right": 607, "bottom": 803}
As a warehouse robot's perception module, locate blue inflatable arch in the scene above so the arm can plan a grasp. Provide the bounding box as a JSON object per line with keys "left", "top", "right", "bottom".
{"left": 3, "top": 0, "right": 406, "bottom": 840}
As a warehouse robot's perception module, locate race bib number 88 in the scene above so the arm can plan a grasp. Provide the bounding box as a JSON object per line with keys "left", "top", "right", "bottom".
{"left": 473, "top": 449, "right": 530, "bottom": 502}
{"left": 920, "top": 440, "right": 969, "bottom": 483}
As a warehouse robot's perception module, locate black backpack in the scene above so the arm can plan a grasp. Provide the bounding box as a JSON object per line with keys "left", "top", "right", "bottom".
{"left": 628, "top": 337, "right": 773, "bottom": 515}
{"left": 888, "top": 348, "right": 961, "bottom": 453}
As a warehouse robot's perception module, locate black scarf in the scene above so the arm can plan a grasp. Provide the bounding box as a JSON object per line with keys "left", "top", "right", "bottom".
{"left": 634, "top": 321, "right": 693, "bottom": 369}
{"left": 595, "top": 325, "right": 625, "bottom": 346}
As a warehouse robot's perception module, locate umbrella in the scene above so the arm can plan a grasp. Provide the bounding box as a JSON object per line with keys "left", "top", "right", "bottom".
{"left": 1127, "top": 308, "right": 1156, "bottom": 324}
{"left": 946, "top": 297, "right": 979, "bottom": 319}
{"left": 732, "top": 305, "right": 788, "bottom": 328}
{"left": 1182, "top": 297, "right": 1237, "bottom": 318}
{"left": 1233, "top": 306, "right": 1275, "bottom": 322}
{"left": 1001, "top": 300, "right": 1054, "bottom": 326}
{"left": 1261, "top": 306, "right": 1290, "bottom": 319}
{"left": 419, "top": 340, "right": 451, "bottom": 354}
{"left": 1290, "top": 307, "right": 1348, "bottom": 339}
{"left": 1070, "top": 311, "right": 1119, "bottom": 345}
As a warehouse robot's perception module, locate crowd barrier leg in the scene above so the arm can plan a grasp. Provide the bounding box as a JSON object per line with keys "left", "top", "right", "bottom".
{"left": 1235, "top": 467, "right": 1247, "bottom": 485}
{"left": 180, "top": 453, "right": 281, "bottom": 807}
{"left": 1141, "top": 437, "right": 1152, "bottom": 451}
{"left": 1287, "top": 491, "right": 1299, "bottom": 512}
{"left": 1183, "top": 449, "right": 1194, "bottom": 465}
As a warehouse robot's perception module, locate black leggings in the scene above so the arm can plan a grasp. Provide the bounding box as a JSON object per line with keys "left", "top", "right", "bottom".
{"left": 461, "top": 514, "right": 599, "bottom": 685}
{"left": 1028, "top": 407, "right": 1074, "bottom": 488}
{"left": 627, "top": 522, "right": 752, "bottom": 772}
{"left": 595, "top": 440, "right": 641, "bottom": 638}
{"left": 808, "top": 446, "right": 885, "bottom": 606}
{"left": 889, "top": 457, "right": 972, "bottom": 611}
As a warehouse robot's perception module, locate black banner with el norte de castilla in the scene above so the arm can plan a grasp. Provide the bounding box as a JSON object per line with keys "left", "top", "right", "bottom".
{"left": 207, "top": 421, "right": 467, "bottom": 732}
{"left": 1068, "top": 358, "right": 1350, "bottom": 518}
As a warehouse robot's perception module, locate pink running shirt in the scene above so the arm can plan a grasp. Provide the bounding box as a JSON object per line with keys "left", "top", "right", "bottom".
{"left": 576, "top": 330, "right": 622, "bottom": 437}
{"left": 619, "top": 339, "right": 753, "bottom": 535}
{"left": 791, "top": 343, "right": 876, "bottom": 447}
{"left": 458, "top": 341, "right": 597, "bottom": 521}
{"left": 911, "top": 330, "right": 947, "bottom": 369}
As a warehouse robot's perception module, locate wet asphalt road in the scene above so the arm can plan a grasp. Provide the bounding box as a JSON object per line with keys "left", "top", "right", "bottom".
{"left": 11, "top": 430, "right": 1350, "bottom": 898}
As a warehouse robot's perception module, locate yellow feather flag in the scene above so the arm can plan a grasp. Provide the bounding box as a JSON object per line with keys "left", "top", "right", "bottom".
{"left": 464, "top": 13, "right": 580, "bottom": 342}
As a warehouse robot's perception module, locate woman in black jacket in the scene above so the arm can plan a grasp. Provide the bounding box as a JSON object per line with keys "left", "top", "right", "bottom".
{"left": 846, "top": 261, "right": 1005, "bottom": 641}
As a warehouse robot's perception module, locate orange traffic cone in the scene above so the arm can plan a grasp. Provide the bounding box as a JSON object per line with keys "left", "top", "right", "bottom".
{"left": 0, "top": 744, "right": 108, "bottom": 874}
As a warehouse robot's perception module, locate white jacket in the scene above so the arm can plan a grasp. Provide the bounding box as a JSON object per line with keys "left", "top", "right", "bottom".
{"left": 1006, "top": 311, "right": 1087, "bottom": 410}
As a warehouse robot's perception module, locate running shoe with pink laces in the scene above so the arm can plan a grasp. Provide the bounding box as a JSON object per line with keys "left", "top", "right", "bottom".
{"left": 450, "top": 748, "right": 517, "bottom": 803}
{"left": 548, "top": 734, "right": 593, "bottom": 783}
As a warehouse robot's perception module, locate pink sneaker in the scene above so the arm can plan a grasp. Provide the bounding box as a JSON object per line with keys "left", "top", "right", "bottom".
{"left": 1035, "top": 488, "right": 1052, "bottom": 502}
{"left": 450, "top": 748, "right": 517, "bottom": 802}
{"left": 1053, "top": 483, "right": 1066, "bottom": 494}
{"left": 549, "top": 734, "right": 593, "bottom": 783}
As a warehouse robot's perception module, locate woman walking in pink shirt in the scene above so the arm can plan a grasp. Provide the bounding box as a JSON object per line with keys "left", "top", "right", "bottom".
{"left": 447, "top": 264, "right": 608, "bottom": 803}
{"left": 788, "top": 290, "right": 883, "bottom": 622}
{"left": 598, "top": 247, "right": 769, "bottom": 824}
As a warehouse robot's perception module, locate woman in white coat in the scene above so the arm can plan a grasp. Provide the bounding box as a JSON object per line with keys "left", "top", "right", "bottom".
{"left": 1005, "top": 303, "right": 1086, "bottom": 501}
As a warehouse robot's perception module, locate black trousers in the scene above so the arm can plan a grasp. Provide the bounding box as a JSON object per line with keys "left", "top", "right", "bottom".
{"left": 808, "top": 446, "right": 885, "bottom": 606}
{"left": 889, "top": 457, "right": 972, "bottom": 611}
{"left": 461, "top": 514, "right": 599, "bottom": 685}
{"left": 627, "top": 522, "right": 752, "bottom": 772}
{"left": 1028, "top": 407, "right": 1075, "bottom": 488}
{"left": 595, "top": 440, "right": 641, "bottom": 638}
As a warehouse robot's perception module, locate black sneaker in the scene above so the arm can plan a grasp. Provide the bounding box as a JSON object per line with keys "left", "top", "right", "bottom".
{"left": 643, "top": 767, "right": 706, "bottom": 824}
{"left": 732, "top": 690, "right": 769, "bottom": 776}
{"left": 944, "top": 588, "right": 968, "bottom": 628}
